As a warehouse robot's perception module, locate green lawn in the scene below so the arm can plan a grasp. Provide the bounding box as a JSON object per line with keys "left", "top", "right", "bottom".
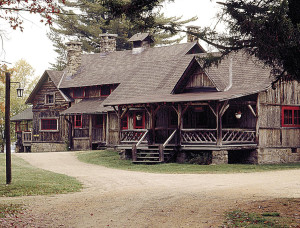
{"left": 0, "top": 154, "right": 82, "bottom": 197}
{"left": 77, "top": 150, "right": 300, "bottom": 174}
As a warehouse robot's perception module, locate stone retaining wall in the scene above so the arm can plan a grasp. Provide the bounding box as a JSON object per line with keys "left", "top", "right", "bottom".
{"left": 31, "top": 142, "right": 66, "bottom": 152}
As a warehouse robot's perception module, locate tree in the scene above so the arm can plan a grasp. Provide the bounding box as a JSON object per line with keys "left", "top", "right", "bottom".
{"left": 98, "top": 0, "right": 300, "bottom": 81}
{"left": 0, "top": 0, "right": 65, "bottom": 31}
{"left": 0, "top": 60, "right": 38, "bottom": 152}
{"left": 193, "top": 0, "right": 300, "bottom": 81}
{"left": 48, "top": 0, "right": 196, "bottom": 70}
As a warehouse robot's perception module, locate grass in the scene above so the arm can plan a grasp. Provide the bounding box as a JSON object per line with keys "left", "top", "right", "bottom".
{"left": 223, "top": 210, "right": 292, "bottom": 227}
{"left": 0, "top": 154, "right": 82, "bottom": 197}
{"left": 77, "top": 150, "right": 300, "bottom": 174}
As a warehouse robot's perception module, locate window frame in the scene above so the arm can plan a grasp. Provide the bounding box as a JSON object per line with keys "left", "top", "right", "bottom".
{"left": 40, "top": 118, "right": 59, "bottom": 132}
{"left": 74, "top": 115, "right": 83, "bottom": 128}
{"left": 281, "top": 106, "right": 300, "bottom": 128}
{"left": 45, "top": 93, "right": 55, "bottom": 105}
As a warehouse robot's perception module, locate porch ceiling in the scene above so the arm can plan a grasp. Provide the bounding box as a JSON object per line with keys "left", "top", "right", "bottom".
{"left": 60, "top": 98, "right": 112, "bottom": 115}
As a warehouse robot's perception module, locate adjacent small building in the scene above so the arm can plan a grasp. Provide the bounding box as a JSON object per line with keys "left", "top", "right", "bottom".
{"left": 14, "top": 30, "right": 300, "bottom": 164}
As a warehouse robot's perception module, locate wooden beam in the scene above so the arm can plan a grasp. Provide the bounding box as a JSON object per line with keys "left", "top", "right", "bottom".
{"left": 248, "top": 104, "right": 257, "bottom": 117}
{"left": 220, "top": 101, "right": 229, "bottom": 117}
{"left": 120, "top": 107, "right": 129, "bottom": 119}
{"left": 208, "top": 103, "right": 217, "bottom": 117}
{"left": 216, "top": 103, "right": 223, "bottom": 146}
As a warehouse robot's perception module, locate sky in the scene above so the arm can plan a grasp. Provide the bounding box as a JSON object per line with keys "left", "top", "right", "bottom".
{"left": 0, "top": 0, "right": 222, "bottom": 77}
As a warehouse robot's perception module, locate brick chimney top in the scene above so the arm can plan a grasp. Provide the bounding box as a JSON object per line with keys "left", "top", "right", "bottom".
{"left": 99, "top": 33, "right": 118, "bottom": 53}
{"left": 66, "top": 41, "right": 83, "bottom": 75}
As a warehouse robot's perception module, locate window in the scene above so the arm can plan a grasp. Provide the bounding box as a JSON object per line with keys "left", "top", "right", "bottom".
{"left": 282, "top": 106, "right": 300, "bottom": 127}
{"left": 134, "top": 111, "right": 145, "bottom": 129}
{"left": 74, "top": 115, "right": 82, "bottom": 128}
{"left": 100, "top": 85, "right": 111, "bottom": 96}
{"left": 73, "top": 88, "right": 85, "bottom": 98}
{"left": 41, "top": 119, "right": 58, "bottom": 131}
{"left": 121, "top": 114, "right": 128, "bottom": 130}
{"left": 45, "top": 94, "right": 54, "bottom": 104}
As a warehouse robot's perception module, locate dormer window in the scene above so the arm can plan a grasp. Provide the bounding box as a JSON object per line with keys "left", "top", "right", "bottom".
{"left": 73, "top": 87, "right": 85, "bottom": 98}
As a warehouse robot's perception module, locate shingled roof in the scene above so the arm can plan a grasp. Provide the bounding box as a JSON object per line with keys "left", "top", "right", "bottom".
{"left": 104, "top": 50, "right": 273, "bottom": 106}
{"left": 11, "top": 107, "right": 33, "bottom": 121}
{"left": 58, "top": 41, "right": 201, "bottom": 89}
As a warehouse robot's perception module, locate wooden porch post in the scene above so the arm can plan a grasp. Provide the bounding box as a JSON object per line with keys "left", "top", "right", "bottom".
{"left": 177, "top": 103, "right": 183, "bottom": 145}
{"left": 216, "top": 103, "right": 222, "bottom": 146}
{"left": 89, "top": 115, "right": 93, "bottom": 149}
{"left": 117, "top": 106, "right": 122, "bottom": 145}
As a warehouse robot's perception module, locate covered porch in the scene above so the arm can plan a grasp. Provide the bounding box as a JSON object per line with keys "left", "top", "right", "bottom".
{"left": 111, "top": 94, "right": 258, "bottom": 163}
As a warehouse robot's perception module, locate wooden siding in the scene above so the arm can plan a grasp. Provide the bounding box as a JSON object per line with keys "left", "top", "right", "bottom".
{"left": 258, "top": 80, "right": 300, "bottom": 148}
{"left": 186, "top": 68, "right": 214, "bottom": 88}
{"left": 31, "top": 76, "right": 69, "bottom": 143}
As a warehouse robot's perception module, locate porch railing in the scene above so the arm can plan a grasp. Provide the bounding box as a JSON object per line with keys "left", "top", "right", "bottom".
{"left": 181, "top": 129, "right": 217, "bottom": 144}
{"left": 22, "top": 131, "right": 32, "bottom": 143}
{"left": 222, "top": 129, "right": 256, "bottom": 144}
{"left": 181, "top": 128, "right": 256, "bottom": 145}
{"left": 121, "top": 129, "right": 148, "bottom": 143}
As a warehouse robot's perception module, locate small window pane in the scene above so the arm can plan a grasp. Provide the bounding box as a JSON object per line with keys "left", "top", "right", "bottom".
{"left": 284, "top": 109, "right": 293, "bottom": 125}
{"left": 294, "top": 110, "right": 300, "bottom": 125}
{"left": 74, "top": 88, "right": 84, "bottom": 98}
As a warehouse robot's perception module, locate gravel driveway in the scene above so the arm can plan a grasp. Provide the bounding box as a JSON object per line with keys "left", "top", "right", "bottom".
{"left": 3, "top": 152, "right": 300, "bottom": 227}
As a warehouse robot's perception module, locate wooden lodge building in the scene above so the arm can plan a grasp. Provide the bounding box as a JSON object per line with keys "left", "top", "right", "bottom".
{"left": 13, "top": 30, "right": 300, "bottom": 164}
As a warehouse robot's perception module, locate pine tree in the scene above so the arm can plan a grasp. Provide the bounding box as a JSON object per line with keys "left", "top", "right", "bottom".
{"left": 48, "top": 0, "right": 196, "bottom": 70}
{"left": 196, "top": 0, "right": 300, "bottom": 81}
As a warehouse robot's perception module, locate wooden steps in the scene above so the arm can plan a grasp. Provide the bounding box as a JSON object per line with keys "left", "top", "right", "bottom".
{"left": 132, "top": 145, "right": 175, "bottom": 164}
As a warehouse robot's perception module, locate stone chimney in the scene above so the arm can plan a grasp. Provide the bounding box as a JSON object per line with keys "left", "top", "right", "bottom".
{"left": 186, "top": 26, "right": 200, "bottom": 42}
{"left": 66, "top": 41, "right": 82, "bottom": 75}
{"left": 99, "top": 34, "right": 118, "bottom": 53}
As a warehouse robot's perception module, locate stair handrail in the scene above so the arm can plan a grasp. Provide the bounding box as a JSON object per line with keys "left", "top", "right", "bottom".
{"left": 163, "top": 129, "right": 177, "bottom": 149}
{"left": 136, "top": 129, "right": 149, "bottom": 148}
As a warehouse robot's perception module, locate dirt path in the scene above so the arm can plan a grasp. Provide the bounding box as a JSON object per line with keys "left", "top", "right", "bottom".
{"left": 2, "top": 152, "right": 300, "bottom": 227}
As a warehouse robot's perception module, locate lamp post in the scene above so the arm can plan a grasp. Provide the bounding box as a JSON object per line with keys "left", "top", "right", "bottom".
{"left": 5, "top": 72, "right": 23, "bottom": 184}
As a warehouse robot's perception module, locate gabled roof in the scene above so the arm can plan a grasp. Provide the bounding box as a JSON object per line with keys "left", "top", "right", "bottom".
{"left": 11, "top": 107, "right": 33, "bottom": 122}
{"left": 26, "top": 70, "right": 65, "bottom": 104}
{"left": 104, "top": 50, "right": 273, "bottom": 106}
{"left": 58, "top": 41, "right": 202, "bottom": 89}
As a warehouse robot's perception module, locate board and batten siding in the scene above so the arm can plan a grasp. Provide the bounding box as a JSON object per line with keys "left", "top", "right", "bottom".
{"left": 258, "top": 80, "right": 300, "bottom": 148}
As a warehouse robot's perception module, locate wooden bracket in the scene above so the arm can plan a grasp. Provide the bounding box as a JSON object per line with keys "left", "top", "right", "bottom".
{"left": 248, "top": 104, "right": 257, "bottom": 117}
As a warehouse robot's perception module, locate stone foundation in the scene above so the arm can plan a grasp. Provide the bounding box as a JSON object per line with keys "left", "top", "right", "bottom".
{"left": 31, "top": 142, "right": 66, "bottom": 152}
{"left": 257, "top": 148, "right": 300, "bottom": 164}
{"left": 211, "top": 150, "right": 228, "bottom": 164}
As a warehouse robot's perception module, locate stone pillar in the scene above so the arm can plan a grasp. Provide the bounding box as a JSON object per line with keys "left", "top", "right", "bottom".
{"left": 66, "top": 41, "right": 83, "bottom": 75}
{"left": 99, "top": 34, "right": 118, "bottom": 53}
{"left": 186, "top": 25, "right": 200, "bottom": 42}
{"left": 211, "top": 150, "right": 228, "bottom": 165}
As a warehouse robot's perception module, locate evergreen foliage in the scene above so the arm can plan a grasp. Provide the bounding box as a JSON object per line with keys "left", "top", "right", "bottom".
{"left": 48, "top": 0, "right": 196, "bottom": 70}
{"left": 197, "top": 0, "right": 300, "bottom": 81}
